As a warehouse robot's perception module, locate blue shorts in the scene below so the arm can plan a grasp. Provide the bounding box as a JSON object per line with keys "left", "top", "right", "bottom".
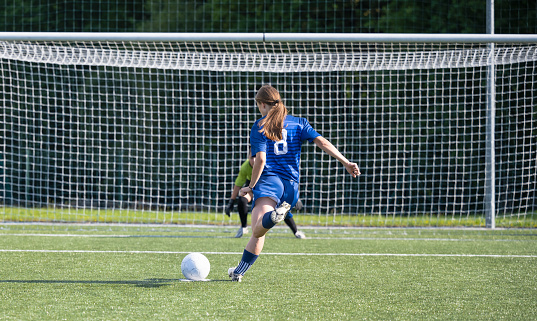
{"left": 252, "top": 171, "right": 299, "bottom": 218}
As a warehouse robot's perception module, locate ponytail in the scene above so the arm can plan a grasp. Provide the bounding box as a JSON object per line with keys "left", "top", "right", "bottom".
{"left": 259, "top": 101, "right": 287, "bottom": 141}
{"left": 255, "top": 85, "right": 288, "bottom": 141}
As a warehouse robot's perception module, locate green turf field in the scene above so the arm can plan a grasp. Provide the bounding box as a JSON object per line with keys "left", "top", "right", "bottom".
{"left": 2, "top": 206, "right": 536, "bottom": 228}
{"left": 0, "top": 224, "right": 536, "bottom": 320}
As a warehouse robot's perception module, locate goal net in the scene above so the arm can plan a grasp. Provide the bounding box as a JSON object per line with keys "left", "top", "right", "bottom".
{"left": 0, "top": 36, "right": 536, "bottom": 227}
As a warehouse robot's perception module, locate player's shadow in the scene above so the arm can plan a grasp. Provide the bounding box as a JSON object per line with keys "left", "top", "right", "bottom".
{"left": 0, "top": 278, "right": 228, "bottom": 288}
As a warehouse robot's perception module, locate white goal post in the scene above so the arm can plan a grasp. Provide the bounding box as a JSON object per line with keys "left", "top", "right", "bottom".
{"left": 0, "top": 32, "right": 536, "bottom": 228}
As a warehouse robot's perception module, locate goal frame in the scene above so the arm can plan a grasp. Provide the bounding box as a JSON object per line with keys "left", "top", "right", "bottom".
{"left": 1, "top": 32, "right": 537, "bottom": 229}
{"left": 0, "top": 32, "right": 536, "bottom": 43}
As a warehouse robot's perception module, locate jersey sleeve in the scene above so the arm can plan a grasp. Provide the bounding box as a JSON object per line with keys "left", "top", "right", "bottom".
{"left": 234, "top": 160, "right": 252, "bottom": 186}
{"left": 300, "top": 118, "right": 321, "bottom": 143}
{"left": 250, "top": 120, "right": 267, "bottom": 156}
{"left": 234, "top": 165, "right": 247, "bottom": 187}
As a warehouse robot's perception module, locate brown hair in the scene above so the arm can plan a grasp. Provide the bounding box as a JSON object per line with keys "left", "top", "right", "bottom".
{"left": 255, "top": 84, "right": 288, "bottom": 141}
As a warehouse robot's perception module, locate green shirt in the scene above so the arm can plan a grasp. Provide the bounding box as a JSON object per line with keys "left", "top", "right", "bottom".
{"left": 234, "top": 159, "right": 252, "bottom": 187}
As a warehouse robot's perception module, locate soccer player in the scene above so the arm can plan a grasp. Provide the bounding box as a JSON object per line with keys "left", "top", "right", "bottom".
{"left": 225, "top": 151, "right": 307, "bottom": 239}
{"left": 228, "top": 84, "right": 360, "bottom": 282}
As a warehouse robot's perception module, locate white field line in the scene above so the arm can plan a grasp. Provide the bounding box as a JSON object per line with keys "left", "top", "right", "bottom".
{"left": 0, "top": 249, "right": 536, "bottom": 258}
{"left": 2, "top": 221, "right": 532, "bottom": 231}
{"left": 0, "top": 233, "right": 534, "bottom": 242}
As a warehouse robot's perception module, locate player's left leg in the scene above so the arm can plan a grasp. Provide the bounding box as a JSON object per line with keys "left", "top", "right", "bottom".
{"left": 230, "top": 197, "right": 276, "bottom": 280}
{"left": 229, "top": 173, "right": 288, "bottom": 281}
{"left": 247, "top": 197, "right": 277, "bottom": 251}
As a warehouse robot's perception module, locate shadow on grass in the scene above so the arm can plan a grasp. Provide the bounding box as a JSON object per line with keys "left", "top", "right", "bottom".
{"left": 0, "top": 278, "right": 229, "bottom": 288}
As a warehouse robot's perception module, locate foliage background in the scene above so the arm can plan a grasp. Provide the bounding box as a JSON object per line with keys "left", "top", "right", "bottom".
{"left": 0, "top": 1, "right": 536, "bottom": 223}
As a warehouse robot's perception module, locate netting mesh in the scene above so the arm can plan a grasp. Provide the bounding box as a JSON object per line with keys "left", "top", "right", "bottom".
{"left": 1, "top": 41, "right": 536, "bottom": 71}
{"left": 0, "top": 40, "right": 536, "bottom": 227}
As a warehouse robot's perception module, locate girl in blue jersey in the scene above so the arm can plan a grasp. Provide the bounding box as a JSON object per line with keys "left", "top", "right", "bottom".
{"left": 228, "top": 84, "right": 360, "bottom": 282}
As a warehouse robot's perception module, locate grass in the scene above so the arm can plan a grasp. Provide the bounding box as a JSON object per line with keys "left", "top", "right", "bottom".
{"left": 0, "top": 224, "right": 536, "bottom": 320}
{"left": 2, "top": 206, "right": 537, "bottom": 228}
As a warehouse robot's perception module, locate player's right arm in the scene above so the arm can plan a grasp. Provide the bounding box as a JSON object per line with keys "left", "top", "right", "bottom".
{"left": 313, "top": 136, "right": 361, "bottom": 178}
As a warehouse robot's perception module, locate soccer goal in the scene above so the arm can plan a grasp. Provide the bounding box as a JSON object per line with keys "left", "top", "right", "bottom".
{"left": 0, "top": 32, "right": 536, "bottom": 228}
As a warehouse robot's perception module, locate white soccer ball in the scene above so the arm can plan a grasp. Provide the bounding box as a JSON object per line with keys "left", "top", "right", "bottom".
{"left": 181, "top": 253, "right": 210, "bottom": 281}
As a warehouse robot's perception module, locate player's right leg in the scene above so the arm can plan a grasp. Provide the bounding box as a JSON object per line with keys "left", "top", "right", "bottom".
{"left": 249, "top": 174, "right": 291, "bottom": 233}
{"left": 266, "top": 201, "right": 291, "bottom": 226}
{"left": 262, "top": 177, "right": 298, "bottom": 231}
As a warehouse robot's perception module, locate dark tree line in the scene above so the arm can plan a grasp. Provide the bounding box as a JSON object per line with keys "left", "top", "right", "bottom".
{"left": 0, "top": 0, "right": 535, "bottom": 34}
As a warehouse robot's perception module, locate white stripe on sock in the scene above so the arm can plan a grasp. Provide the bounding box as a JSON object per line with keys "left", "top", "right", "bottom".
{"left": 234, "top": 261, "right": 251, "bottom": 275}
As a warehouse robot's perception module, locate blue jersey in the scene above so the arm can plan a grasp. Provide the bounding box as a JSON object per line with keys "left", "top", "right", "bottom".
{"left": 250, "top": 115, "right": 320, "bottom": 182}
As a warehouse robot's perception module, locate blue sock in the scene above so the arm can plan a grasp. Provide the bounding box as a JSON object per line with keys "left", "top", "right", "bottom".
{"left": 234, "top": 249, "right": 259, "bottom": 276}
{"left": 261, "top": 210, "right": 276, "bottom": 229}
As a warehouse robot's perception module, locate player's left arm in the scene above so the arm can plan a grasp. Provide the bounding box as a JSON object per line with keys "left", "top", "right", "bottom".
{"left": 239, "top": 151, "right": 266, "bottom": 196}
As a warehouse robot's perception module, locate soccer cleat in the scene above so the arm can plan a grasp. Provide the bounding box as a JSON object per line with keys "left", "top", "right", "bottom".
{"left": 294, "top": 231, "right": 306, "bottom": 239}
{"left": 234, "top": 227, "right": 248, "bottom": 238}
{"left": 228, "top": 267, "right": 243, "bottom": 282}
{"left": 270, "top": 202, "right": 291, "bottom": 224}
